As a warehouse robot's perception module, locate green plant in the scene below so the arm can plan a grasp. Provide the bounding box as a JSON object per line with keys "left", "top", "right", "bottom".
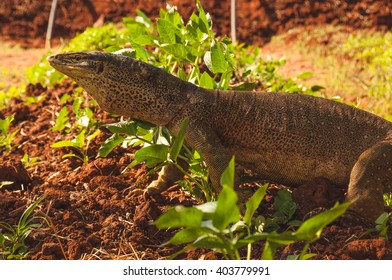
{"left": 360, "top": 212, "right": 391, "bottom": 241}
{"left": 51, "top": 129, "right": 100, "bottom": 163}
{"left": 51, "top": 88, "right": 101, "bottom": 164}
{"left": 258, "top": 189, "right": 300, "bottom": 232}
{"left": 52, "top": 106, "right": 70, "bottom": 132}
{"left": 259, "top": 201, "right": 350, "bottom": 260}
{"left": 24, "top": 94, "right": 46, "bottom": 106}
{"left": 21, "top": 154, "right": 43, "bottom": 169}
{"left": 384, "top": 193, "right": 392, "bottom": 211}
{"left": 0, "top": 85, "right": 26, "bottom": 109}
{"left": 0, "top": 114, "right": 19, "bottom": 152}
{"left": 156, "top": 158, "right": 350, "bottom": 260}
{"left": 0, "top": 196, "right": 48, "bottom": 260}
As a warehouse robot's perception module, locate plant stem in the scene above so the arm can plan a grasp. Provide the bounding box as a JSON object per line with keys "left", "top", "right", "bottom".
{"left": 299, "top": 242, "right": 310, "bottom": 260}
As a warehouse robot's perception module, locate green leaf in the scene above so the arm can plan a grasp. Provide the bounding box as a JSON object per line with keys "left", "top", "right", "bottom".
{"left": 294, "top": 202, "right": 351, "bottom": 241}
{"left": 237, "top": 232, "right": 268, "bottom": 246}
{"left": 232, "top": 82, "right": 258, "bottom": 91}
{"left": 105, "top": 46, "right": 123, "bottom": 53}
{"left": 213, "top": 158, "right": 240, "bottom": 231}
{"left": 103, "top": 121, "right": 137, "bottom": 136}
{"left": 212, "top": 186, "right": 240, "bottom": 231}
{"left": 162, "top": 44, "right": 196, "bottom": 62}
{"left": 133, "top": 144, "right": 168, "bottom": 168}
{"left": 0, "top": 115, "right": 14, "bottom": 135}
{"left": 375, "top": 212, "right": 390, "bottom": 225}
{"left": 51, "top": 130, "right": 85, "bottom": 149}
{"left": 136, "top": 10, "right": 153, "bottom": 28}
{"left": 160, "top": 5, "right": 184, "bottom": 27}
{"left": 262, "top": 240, "right": 276, "bottom": 260}
{"left": 51, "top": 140, "right": 78, "bottom": 149}
{"left": 199, "top": 72, "right": 216, "bottom": 89}
{"left": 157, "top": 19, "right": 178, "bottom": 45}
{"left": 244, "top": 184, "right": 268, "bottom": 226}
{"left": 186, "top": 13, "right": 209, "bottom": 43}
{"left": 220, "top": 157, "right": 235, "bottom": 189}
{"left": 297, "top": 71, "right": 313, "bottom": 79}
{"left": 123, "top": 18, "right": 146, "bottom": 38}
{"left": 155, "top": 205, "right": 203, "bottom": 229}
{"left": 300, "top": 253, "right": 317, "bottom": 260}
{"left": 195, "top": 0, "right": 212, "bottom": 35}
{"left": 167, "top": 228, "right": 210, "bottom": 245}
{"left": 177, "top": 65, "right": 187, "bottom": 81}
{"left": 191, "top": 235, "right": 228, "bottom": 250}
{"left": 74, "top": 130, "right": 86, "bottom": 148}
{"left": 195, "top": 201, "right": 217, "bottom": 214}
{"left": 132, "top": 35, "right": 154, "bottom": 46}
{"left": 273, "top": 190, "right": 297, "bottom": 220}
{"left": 18, "top": 196, "right": 45, "bottom": 229}
{"left": 204, "top": 41, "right": 231, "bottom": 74}
{"left": 52, "top": 106, "right": 69, "bottom": 132}
{"left": 218, "top": 70, "right": 233, "bottom": 90}
{"left": 169, "top": 118, "right": 188, "bottom": 162}
{"left": 130, "top": 42, "right": 151, "bottom": 62}
{"left": 97, "top": 133, "right": 125, "bottom": 158}
{"left": 311, "top": 85, "right": 325, "bottom": 92}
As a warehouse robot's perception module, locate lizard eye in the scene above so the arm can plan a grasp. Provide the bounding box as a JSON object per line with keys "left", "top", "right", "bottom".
{"left": 96, "top": 61, "right": 104, "bottom": 74}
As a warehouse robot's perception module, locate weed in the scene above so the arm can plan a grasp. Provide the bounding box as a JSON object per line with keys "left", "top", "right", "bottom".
{"left": 0, "top": 115, "right": 19, "bottom": 152}
{"left": 0, "top": 196, "right": 48, "bottom": 260}
{"left": 360, "top": 213, "right": 391, "bottom": 241}
{"left": 24, "top": 94, "right": 46, "bottom": 106}
{"left": 156, "top": 158, "right": 350, "bottom": 260}
{"left": 384, "top": 193, "right": 392, "bottom": 211}
{"left": 0, "top": 85, "right": 26, "bottom": 109}
{"left": 260, "top": 189, "right": 300, "bottom": 232}
{"left": 21, "top": 154, "right": 43, "bottom": 169}
{"left": 51, "top": 129, "right": 100, "bottom": 164}
{"left": 52, "top": 106, "right": 70, "bottom": 132}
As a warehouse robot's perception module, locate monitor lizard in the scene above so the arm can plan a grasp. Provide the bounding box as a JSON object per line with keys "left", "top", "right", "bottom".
{"left": 48, "top": 51, "right": 392, "bottom": 223}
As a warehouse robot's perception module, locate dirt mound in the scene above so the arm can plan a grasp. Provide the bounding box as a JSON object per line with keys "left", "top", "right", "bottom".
{"left": 1, "top": 81, "right": 391, "bottom": 260}
{"left": 1, "top": 0, "right": 391, "bottom": 47}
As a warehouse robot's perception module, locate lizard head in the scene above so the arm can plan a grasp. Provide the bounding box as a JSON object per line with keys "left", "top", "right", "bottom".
{"left": 48, "top": 51, "right": 192, "bottom": 125}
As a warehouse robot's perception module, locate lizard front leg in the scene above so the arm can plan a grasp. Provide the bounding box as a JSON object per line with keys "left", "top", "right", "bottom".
{"left": 146, "top": 121, "right": 238, "bottom": 201}
{"left": 146, "top": 158, "right": 187, "bottom": 194}
{"left": 183, "top": 122, "right": 235, "bottom": 194}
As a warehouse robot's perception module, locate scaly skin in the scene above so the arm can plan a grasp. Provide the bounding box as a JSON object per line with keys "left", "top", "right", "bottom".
{"left": 48, "top": 51, "right": 392, "bottom": 222}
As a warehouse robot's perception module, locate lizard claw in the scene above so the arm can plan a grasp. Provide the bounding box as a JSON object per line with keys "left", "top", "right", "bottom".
{"left": 129, "top": 179, "right": 169, "bottom": 199}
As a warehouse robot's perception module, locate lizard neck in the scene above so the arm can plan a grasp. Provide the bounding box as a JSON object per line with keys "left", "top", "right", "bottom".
{"left": 75, "top": 56, "right": 199, "bottom": 126}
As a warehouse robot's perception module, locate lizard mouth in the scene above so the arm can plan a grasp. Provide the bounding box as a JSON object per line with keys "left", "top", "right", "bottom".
{"left": 48, "top": 54, "right": 93, "bottom": 70}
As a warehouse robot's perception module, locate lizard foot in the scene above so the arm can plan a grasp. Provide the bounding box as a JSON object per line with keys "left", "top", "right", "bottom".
{"left": 129, "top": 181, "right": 166, "bottom": 198}
{"left": 145, "top": 179, "right": 171, "bottom": 195}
